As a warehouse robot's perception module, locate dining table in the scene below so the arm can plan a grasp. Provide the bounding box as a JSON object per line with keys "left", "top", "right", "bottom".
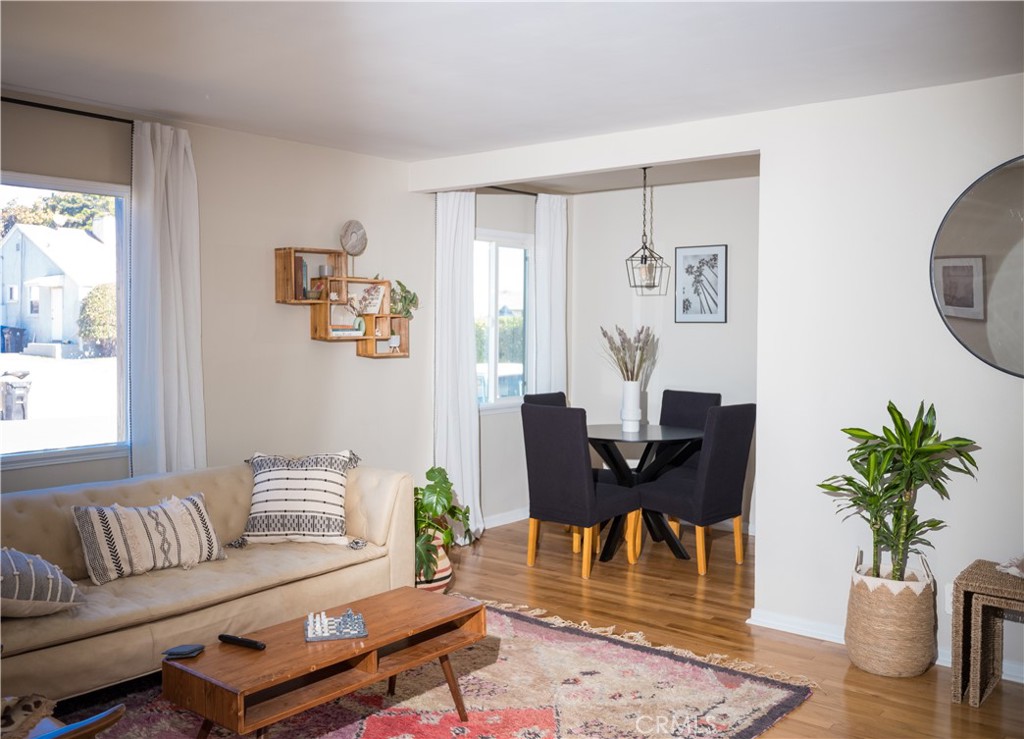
{"left": 587, "top": 423, "right": 704, "bottom": 562}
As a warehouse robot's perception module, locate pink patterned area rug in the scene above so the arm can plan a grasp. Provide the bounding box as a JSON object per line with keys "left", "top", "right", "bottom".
{"left": 61, "top": 604, "right": 812, "bottom": 738}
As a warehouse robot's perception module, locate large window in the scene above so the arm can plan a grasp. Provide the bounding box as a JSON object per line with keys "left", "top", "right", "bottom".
{"left": 0, "top": 174, "right": 128, "bottom": 459}
{"left": 474, "top": 230, "right": 531, "bottom": 405}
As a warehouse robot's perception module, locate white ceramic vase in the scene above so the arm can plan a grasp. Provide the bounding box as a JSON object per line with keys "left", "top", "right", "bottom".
{"left": 621, "top": 380, "right": 641, "bottom": 432}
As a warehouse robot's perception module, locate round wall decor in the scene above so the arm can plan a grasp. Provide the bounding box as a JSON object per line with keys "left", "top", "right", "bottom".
{"left": 340, "top": 220, "right": 367, "bottom": 256}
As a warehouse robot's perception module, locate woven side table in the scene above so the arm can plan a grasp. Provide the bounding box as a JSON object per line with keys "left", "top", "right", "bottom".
{"left": 950, "top": 559, "right": 1024, "bottom": 707}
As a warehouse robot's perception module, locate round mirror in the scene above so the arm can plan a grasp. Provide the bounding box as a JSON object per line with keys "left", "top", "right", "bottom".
{"left": 931, "top": 156, "right": 1023, "bottom": 378}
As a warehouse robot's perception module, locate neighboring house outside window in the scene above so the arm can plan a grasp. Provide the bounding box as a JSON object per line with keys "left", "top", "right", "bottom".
{"left": 0, "top": 175, "right": 127, "bottom": 462}
{"left": 474, "top": 229, "right": 532, "bottom": 406}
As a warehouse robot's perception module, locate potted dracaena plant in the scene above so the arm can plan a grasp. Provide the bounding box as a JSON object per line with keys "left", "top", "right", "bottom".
{"left": 819, "top": 400, "right": 978, "bottom": 677}
{"left": 414, "top": 466, "right": 472, "bottom": 592}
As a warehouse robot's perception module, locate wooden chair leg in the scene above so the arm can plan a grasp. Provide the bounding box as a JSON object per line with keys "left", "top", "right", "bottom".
{"left": 581, "top": 526, "right": 594, "bottom": 579}
{"left": 668, "top": 517, "right": 681, "bottom": 538}
{"left": 572, "top": 526, "right": 581, "bottom": 553}
{"left": 630, "top": 509, "right": 638, "bottom": 556}
{"left": 695, "top": 525, "right": 708, "bottom": 576}
{"left": 733, "top": 516, "right": 744, "bottom": 564}
{"left": 593, "top": 524, "right": 601, "bottom": 554}
{"left": 626, "top": 510, "right": 641, "bottom": 564}
{"left": 527, "top": 518, "right": 539, "bottom": 566}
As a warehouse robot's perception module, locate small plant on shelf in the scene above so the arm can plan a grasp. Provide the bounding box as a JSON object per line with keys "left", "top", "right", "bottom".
{"left": 391, "top": 279, "right": 419, "bottom": 319}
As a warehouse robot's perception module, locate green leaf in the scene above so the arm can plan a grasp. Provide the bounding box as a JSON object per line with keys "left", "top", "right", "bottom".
{"left": 843, "top": 427, "right": 877, "bottom": 440}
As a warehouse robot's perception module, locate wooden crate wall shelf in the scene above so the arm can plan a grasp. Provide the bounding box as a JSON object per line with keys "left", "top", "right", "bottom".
{"left": 275, "top": 247, "right": 410, "bottom": 358}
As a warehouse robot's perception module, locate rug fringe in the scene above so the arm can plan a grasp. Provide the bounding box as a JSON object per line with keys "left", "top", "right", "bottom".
{"left": 460, "top": 595, "right": 819, "bottom": 690}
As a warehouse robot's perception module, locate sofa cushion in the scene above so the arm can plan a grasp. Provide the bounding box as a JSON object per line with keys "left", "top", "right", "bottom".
{"left": 72, "top": 493, "right": 224, "bottom": 586}
{"left": 245, "top": 452, "right": 359, "bottom": 545}
{"left": 0, "top": 541, "right": 387, "bottom": 656}
{"left": 0, "top": 548, "right": 82, "bottom": 618}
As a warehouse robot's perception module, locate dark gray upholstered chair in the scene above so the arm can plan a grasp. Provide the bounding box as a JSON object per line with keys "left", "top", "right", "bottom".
{"left": 524, "top": 390, "right": 617, "bottom": 528}
{"left": 523, "top": 391, "right": 567, "bottom": 406}
{"left": 521, "top": 403, "right": 641, "bottom": 578}
{"left": 635, "top": 403, "right": 755, "bottom": 576}
{"left": 655, "top": 389, "right": 721, "bottom": 471}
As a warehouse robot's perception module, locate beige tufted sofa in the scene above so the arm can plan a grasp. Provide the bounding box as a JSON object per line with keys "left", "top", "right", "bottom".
{"left": 0, "top": 463, "right": 413, "bottom": 700}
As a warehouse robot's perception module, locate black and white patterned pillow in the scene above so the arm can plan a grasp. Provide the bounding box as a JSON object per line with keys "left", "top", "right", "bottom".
{"left": 1, "top": 548, "right": 83, "bottom": 617}
{"left": 72, "top": 493, "right": 225, "bottom": 586}
{"left": 245, "top": 451, "right": 359, "bottom": 545}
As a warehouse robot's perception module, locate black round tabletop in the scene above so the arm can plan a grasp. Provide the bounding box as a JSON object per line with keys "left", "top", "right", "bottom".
{"left": 587, "top": 424, "right": 703, "bottom": 443}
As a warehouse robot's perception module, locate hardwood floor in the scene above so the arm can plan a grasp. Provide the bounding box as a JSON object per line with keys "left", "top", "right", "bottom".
{"left": 449, "top": 520, "right": 1024, "bottom": 738}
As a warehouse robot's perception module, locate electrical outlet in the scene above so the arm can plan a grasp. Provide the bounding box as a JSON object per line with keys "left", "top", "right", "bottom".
{"left": 944, "top": 582, "right": 954, "bottom": 615}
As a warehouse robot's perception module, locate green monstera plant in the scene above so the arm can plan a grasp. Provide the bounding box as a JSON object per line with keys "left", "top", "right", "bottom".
{"left": 819, "top": 401, "right": 978, "bottom": 581}
{"left": 414, "top": 466, "right": 472, "bottom": 582}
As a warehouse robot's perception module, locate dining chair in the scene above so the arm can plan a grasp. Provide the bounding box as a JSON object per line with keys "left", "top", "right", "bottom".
{"left": 660, "top": 389, "right": 721, "bottom": 430}
{"left": 524, "top": 389, "right": 615, "bottom": 551}
{"left": 523, "top": 391, "right": 567, "bottom": 406}
{"left": 521, "top": 403, "right": 641, "bottom": 578}
{"left": 634, "top": 403, "right": 755, "bottom": 576}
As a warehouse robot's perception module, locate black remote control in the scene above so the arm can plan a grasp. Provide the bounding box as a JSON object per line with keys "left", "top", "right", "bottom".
{"left": 218, "top": 633, "right": 266, "bottom": 650}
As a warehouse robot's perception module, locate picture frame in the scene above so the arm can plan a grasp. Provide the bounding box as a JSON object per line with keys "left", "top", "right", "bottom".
{"left": 347, "top": 281, "right": 385, "bottom": 315}
{"left": 933, "top": 256, "right": 984, "bottom": 320}
{"left": 675, "top": 244, "right": 727, "bottom": 323}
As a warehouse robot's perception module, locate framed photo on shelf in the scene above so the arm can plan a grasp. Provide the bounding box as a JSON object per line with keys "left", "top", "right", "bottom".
{"left": 933, "top": 256, "right": 984, "bottom": 320}
{"left": 675, "top": 244, "right": 727, "bottom": 323}
{"left": 348, "top": 282, "right": 385, "bottom": 315}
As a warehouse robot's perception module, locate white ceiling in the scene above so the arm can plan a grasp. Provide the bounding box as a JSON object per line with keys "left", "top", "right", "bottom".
{"left": 2, "top": 2, "right": 1021, "bottom": 191}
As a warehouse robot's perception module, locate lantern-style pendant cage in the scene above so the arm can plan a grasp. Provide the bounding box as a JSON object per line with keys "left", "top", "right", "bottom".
{"left": 625, "top": 167, "right": 669, "bottom": 295}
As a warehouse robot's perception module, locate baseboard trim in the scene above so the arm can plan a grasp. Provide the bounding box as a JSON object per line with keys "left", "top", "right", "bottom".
{"left": 483, "top": 507, "right": 529, "bottom": 529}
{"left": 747, "top": 609, "right": 1023, "bottom": 684}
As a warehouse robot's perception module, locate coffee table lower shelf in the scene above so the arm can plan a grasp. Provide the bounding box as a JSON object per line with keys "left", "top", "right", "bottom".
{"left": 162, "top": 588, "right": 486, "bottom": 737}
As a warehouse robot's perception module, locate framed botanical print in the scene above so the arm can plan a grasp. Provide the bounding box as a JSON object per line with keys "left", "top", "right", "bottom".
{"left": 675, "top": 244, "right": 727, "bottom": 323}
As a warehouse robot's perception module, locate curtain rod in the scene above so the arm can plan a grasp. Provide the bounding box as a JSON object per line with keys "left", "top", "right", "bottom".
{"left": 486, "top": 185, "right": 538, "bottom": 197}
{"left": 1, "top": 96, "right": 133, "bottom": 126}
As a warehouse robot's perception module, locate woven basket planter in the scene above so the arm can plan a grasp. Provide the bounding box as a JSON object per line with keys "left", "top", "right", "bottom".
{"left": 844, "top": 551, "right": 937, "bottom": 677}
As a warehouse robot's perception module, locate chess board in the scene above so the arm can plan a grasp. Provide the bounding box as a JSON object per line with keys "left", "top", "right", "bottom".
{"left": 304, "top": 609, "right": 368, "bottom": 642}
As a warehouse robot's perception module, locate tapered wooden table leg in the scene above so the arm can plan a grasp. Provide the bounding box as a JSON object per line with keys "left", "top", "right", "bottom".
{"left": 438, "top": 654, "right": 468, "bottom": 721}
{"left": 197, "top": 719, "right": 213, "bottom": 739}
{"left": 387, "top": 674, "right": 397, "bottom": 695}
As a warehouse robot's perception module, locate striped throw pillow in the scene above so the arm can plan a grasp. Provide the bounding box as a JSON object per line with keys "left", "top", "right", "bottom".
{"left": 245, "top": 452, "right": 359, "bottom": 545}
{"left": 72, "top": 493, "right": 225, "bottom": 586}
{"left": 1, "top": 548, "right": 83, "bottom": 617}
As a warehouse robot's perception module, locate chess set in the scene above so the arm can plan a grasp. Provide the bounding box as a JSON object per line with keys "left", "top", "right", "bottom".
{"left": 304, "top": 609, "right": 368, "bottom": 642}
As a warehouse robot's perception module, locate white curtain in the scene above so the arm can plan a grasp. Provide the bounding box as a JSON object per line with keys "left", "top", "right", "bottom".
{"left": 529, "top": 194, "right": 568, "bottom": 393}
{"left": 129, "top": 121, "right": 207, "bottom": 475}
{"left": 434, "top": 191, "right": 484, "bottom": 538}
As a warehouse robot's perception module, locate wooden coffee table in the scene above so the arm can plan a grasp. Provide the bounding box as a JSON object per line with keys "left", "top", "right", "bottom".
{"left": 162, "top": 587, "right": 486, "bottom": 737}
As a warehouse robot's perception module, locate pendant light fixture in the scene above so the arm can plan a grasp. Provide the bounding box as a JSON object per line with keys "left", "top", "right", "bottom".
{"left": 625, "top": 166, "right": 667, "bottom": 294}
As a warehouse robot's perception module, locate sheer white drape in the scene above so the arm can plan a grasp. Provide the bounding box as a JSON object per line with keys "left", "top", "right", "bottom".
{"left": 129, "top": 121, "right": 207, "bottom": 475}
{"left": 529, "top": 194, "right": 568, "bottom": 393}
{"left": 434, "top": 191, "right": 483, "bottom": 538}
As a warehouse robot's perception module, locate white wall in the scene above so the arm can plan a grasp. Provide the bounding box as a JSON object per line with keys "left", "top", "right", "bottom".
{"left": 190, "top": 125, "right": 435, "bottom": 477}
{"left": 410, "top": 74, "right": 1024, "bottom": 678}
{"left": 569, "top": 178, "right": 759, "bottom": 416}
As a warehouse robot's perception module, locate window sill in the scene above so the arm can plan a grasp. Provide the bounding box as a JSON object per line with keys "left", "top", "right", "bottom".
{"left": 478, "top": 399, "right": 524, "bottom": 416}
{"left": 1, "top": 443, "right": 129, "bottom": 470}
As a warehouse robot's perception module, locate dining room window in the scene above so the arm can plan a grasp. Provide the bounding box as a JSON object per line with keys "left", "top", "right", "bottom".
{"left": 473, "top": 229, "right": 531, "bottom": 405}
